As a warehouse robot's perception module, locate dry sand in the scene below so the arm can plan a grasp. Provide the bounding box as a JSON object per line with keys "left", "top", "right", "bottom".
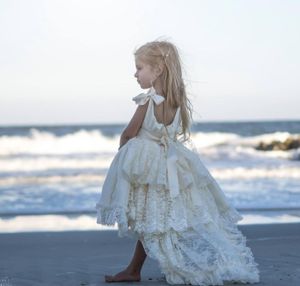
{"left": 0, "top": 222, "right": 299, "bottom": 286}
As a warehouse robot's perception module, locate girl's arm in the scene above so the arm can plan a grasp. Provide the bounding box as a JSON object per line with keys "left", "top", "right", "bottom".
{"left": 118, "top": 101, "right": 149, "bottom": 150}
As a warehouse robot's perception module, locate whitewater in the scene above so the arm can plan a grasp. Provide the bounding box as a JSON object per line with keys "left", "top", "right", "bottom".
{"left": 0, "top": 120, "right": 299, "bottom": 232}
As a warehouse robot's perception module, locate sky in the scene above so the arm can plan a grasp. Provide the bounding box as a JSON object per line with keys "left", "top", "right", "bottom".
{"left": 0, "top": 0, "right": 299, "bottom": 126}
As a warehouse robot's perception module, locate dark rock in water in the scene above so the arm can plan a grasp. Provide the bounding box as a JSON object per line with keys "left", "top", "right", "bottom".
{"left": 255, "top": 136, "right": 300, "bottom": 151}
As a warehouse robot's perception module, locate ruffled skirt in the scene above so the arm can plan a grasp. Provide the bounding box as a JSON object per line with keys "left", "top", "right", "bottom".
{"left": 95, "top": 137, "right": 260, "bottom": 285}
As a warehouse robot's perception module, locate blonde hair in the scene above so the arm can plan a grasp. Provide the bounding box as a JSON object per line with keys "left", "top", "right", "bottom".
{"left": 134, "top": 39, "right": 193, "bottom": 142}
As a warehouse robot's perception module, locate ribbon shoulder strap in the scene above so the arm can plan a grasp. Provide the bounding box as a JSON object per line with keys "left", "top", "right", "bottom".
{"left": 132, "top": 87, "right": 165, "bottom": 106}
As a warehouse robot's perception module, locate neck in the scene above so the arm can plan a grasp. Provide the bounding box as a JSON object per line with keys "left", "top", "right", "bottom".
{"left": 153, "top": 79, "right": 165, "bottom": 98}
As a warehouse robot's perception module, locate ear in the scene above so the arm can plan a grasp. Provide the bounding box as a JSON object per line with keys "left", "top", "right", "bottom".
{"left": 154, "top": 63, "right": 164, "bottom": 77}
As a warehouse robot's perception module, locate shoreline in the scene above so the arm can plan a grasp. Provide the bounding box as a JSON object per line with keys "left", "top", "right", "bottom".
{"left": 1, "top": 209, "right": 300, "bottom": 234}
{"left": 1, "top": 206, "right": 300, "bottom": 217}
{"left": 0, "top": 223, "right": 299, "bottom": 285}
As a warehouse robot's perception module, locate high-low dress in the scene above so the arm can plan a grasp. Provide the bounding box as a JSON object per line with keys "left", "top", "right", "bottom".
{"left": 95, "top": 87, "right": 260, "bottom": 285}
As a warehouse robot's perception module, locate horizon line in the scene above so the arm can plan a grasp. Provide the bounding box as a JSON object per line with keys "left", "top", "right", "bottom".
{"left": 0, "top": 118, "right": 300, "bottom": 128}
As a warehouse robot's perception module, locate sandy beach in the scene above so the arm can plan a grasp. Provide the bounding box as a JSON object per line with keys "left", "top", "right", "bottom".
{"left": 0, "top": 222, "right": 299, "bottom": 286}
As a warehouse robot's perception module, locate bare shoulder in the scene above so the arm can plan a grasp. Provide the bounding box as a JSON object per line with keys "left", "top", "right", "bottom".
{"left": 122, "top": 100, "right": 149, "bottom": 138}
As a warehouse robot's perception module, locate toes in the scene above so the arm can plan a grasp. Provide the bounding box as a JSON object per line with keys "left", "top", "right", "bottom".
{"left": 104, "top": 275, "right": 113, "bottom": 282}
{"left": 104, "top": 273, "right": 140, "bottom": 283}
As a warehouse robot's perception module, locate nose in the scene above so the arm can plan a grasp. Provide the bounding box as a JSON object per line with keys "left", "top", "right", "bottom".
{"left": 134, "top": 71, "right": 137, "bottom": 78}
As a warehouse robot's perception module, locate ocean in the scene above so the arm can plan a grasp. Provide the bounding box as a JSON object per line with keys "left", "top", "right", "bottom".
{"left": 0, "top": 120, "right": 299, "bottom": 232}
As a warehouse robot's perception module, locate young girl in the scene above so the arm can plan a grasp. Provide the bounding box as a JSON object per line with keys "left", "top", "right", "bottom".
{"left": 95, "top": 40, "right": 260, "bottom": 285}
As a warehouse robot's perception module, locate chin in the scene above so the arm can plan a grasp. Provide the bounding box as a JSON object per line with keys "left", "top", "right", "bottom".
{"left": 140, "top": 85, "right": 148, "bottom": 90}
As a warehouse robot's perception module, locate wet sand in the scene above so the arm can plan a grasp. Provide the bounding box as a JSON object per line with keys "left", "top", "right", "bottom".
{"left": 0, "top": 222, "right": 299, "bottom": 286}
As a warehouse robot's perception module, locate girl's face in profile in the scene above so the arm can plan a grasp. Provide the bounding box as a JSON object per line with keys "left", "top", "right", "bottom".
{"left": 134, "top": 57, "right": 157, "bottom": 89}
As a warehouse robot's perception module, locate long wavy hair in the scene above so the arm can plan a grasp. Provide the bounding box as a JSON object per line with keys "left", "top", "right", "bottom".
{"left": 133, "top": 39, "right": 193, "bottom": 142}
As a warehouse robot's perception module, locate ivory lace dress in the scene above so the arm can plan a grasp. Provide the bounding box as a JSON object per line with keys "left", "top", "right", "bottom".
{"left": 95, "top": 87, "right": 260, "bottom": 285}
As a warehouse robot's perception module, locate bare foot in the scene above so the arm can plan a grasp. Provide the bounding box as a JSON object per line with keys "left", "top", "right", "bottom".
{"left": 104, "top": 269, "right": 141, "bottom": 283}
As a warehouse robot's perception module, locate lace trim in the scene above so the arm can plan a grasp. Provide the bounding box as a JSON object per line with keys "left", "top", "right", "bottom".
{"left": 96, "top": 181, "right": 243, "bottom": 235}
{"left": 139, "top": 219, "right": 260, "bottom": 285}
{"left": 96, "top": 183, "right": 259, "bottom": 285}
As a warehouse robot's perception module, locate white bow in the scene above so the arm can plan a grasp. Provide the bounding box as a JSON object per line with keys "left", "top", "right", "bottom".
{"left": 159, "top": 133, "right": 180, "bottom": 198}
{"left": 137, "top": 128, "right": 180, "bottom": 199}
{"left": 132, "top": 87, "right": 165, "bottom": 105}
